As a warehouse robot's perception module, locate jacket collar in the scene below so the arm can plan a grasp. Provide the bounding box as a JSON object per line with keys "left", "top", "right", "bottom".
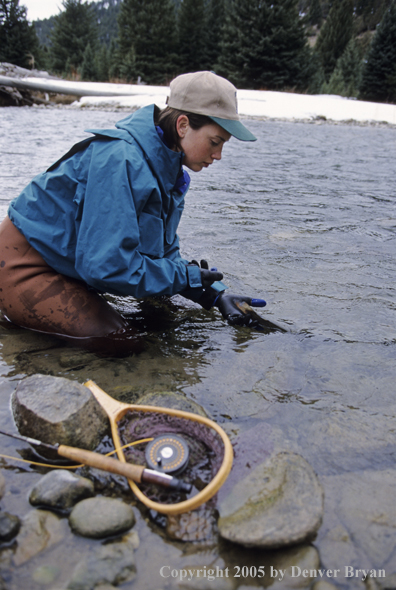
{"left": 86, "top": 105, "right": 184, "bottom": 195}
{"left": 116, "top": 104, "right": 184, "bottom": 195}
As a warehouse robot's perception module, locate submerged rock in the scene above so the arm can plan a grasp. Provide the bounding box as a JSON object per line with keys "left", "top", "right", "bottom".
{"left": 0, "top": 512, "right": 20, "bottom": 542}
{"left": 12, "top": 374, "right": 108, "bottom": 450}
{"left": 66, "top": 538, "right": 137, "bottom": 590}
{"left": 218, "top": 452, "right": 324, "bottom": 549}
{"left": 13, "top": 509, "right": 67, "bottom": 566}
{"left": 69, "top": 496, "right": 135, "bottom": 539}
{"left": 0, "top": 472, "right": 5, "bottom": 499}
{"left": 137, "top": 390, "right": 209, "bottom": 417}
{"left": 29, "top": 470, "right": 95, "bottom": 512}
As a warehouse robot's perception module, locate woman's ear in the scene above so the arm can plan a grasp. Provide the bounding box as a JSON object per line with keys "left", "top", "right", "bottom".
{"left": 176, "top": 115, "right": 189, "bottom": 139}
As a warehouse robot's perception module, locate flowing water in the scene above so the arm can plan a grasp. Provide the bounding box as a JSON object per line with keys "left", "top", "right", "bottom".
{"left": 0, "top": 106, "right": 395, "bottom": 589}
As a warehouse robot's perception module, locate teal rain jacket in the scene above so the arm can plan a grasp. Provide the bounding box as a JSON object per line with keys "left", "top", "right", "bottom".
{"left": 8, "top": 104, "right": 203, "bottom": 299}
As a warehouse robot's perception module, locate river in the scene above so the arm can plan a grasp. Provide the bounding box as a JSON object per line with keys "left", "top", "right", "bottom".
{"left": 0, "top": 105, "right": 395, "bottom": 589}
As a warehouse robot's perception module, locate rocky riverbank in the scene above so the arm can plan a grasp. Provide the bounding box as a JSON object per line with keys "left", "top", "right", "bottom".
{"left": 0, "top": 374, "right": 334, "bottom": 589}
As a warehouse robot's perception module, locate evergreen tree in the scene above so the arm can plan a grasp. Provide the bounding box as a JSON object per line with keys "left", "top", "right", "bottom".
{"left": 177, "top": 0, "right": 206, "bottom": 72}
{"left": 50, "top": 0, "right": 99, "bottom": 76}
{"left": 0, "top": 0, "right": 41, "bottom": 68}
{"left": 204, "top": 0, "right": 226, "bottom": 70}
{"left": 314, "top": 0, "right": 354, "bottom": 81}
{"left": 95, "top": 43, "right": 110, "bottom": 81}
{"left": 322, "top": 39, "right": 362, "bottom": 95}
{"left": 355, "top": 0, "right": 392, "bottom": 31}
{"left": 90, "top": 0, "right": 121, "bottom": 46}
{"left": 217, "top": 0, "right": 315, "bottom": 91}
{"left": 80, "top": 42, "right": 98, "bottom": 80}
{"left": 309, "top": 0, "right": 323, "bottom": 27}
{"left": 116, "top": 0, "right": 178, "bottom": 84}
{"left": 359, "top": 1, "right": 396, "bottom": 102}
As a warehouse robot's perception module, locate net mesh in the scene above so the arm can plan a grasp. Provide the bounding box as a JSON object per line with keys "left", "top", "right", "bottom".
{"left": 118, "top": 410, "right": 225, "bottom": 506}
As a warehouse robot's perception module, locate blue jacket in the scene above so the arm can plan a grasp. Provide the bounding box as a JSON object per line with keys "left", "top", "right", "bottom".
{"left": 8, "top": 104, "right": 203, "bottom": 298}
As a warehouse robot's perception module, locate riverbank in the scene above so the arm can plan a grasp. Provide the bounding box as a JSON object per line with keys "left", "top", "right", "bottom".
{"left": 1, "top": 63, "right": 396, "bottom": 125}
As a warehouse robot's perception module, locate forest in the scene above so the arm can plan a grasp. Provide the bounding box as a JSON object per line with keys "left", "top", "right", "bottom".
{"left": 1, "top": 0, "right": 396, "bottom": 103}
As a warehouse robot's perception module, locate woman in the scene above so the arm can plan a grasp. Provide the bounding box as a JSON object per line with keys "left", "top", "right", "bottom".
{"left": 0, "top": 71, "right": 263, "bottom": 343}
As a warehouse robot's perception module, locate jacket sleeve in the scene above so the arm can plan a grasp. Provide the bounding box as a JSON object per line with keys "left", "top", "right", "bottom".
{"left": 74, "top": 139, "right": 201, "bottom": 298}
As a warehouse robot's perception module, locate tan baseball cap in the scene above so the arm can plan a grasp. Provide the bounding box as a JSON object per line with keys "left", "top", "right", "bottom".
{"left": 167, "top": 71, "right": 257, "bottom": 142}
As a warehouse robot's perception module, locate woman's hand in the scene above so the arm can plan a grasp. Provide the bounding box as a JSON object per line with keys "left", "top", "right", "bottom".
{"left": 215, "top": 292, "right": 266, "bottom": 326}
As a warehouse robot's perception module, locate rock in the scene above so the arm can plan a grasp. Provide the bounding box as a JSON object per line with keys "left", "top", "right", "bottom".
{"left": 319, "top": 469, "right": 396, "bottom": 575}
{"left": 69, "top": 496, "right": 135, "bottom": 539}
{"left": 29, "top": 470, "right": 95, "bottom": 512}
{"left": 269, "top": 545, "right": 321, "bottom": 589}
{"left": 312, "top": 582, "right": 339, "bottom": 590}
{"left": 0, "top": 511, "right": 21, "bottom": 542}
{"left": 13, "top": 509, "right": 67, "bottom": 566}
{"left": 66, "top": 538, "right": 136, "bottom": 589}
{"left": 377, "top": 573, "right": 396, "bottom": 589}
{"left": 137, "top": 391, "right": 209, "bottom": 417}
{"left": 178, "top": 569, "right": 235, "bottom": 590}
{"left": 32, "top": 564, "right": 60, "bottom": 585}
{"left": 0, "top": 472, "right": 5, "bottom": 499}
{"left": 218, "top": 452, "right": 324, "bottom": 548}
{"left": 12, "top": 374, "right": 108, "bottom": 450}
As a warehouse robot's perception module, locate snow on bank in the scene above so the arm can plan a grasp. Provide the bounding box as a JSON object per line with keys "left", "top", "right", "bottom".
{"left": 7, "top": 73, "right": 395, "bottom": 125}
{"left": 73, "top": 84, "right": 396, "bottom": 125}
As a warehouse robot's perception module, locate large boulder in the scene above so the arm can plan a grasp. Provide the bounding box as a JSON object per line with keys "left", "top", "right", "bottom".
{"left": 12, "top": 375, "right": 108, "bottom": 450}
{"left": 218, "top": 452, "right": 324, "bottom": 549}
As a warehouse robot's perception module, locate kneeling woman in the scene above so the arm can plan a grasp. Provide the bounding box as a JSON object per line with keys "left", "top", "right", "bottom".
{"left": 0, "top": 71, "right": 261, "bottom": 343}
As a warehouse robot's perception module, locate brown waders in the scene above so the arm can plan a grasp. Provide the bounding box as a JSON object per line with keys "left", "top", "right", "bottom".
{"left": 0, "top": 216, "right": 128, "bottom": 339}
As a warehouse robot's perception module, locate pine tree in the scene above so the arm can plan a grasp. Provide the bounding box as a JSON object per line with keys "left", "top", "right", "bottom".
{"left": 177, "top": 0, "right": 206, "bottom": 72}
{"left": 204, "top": 0, "right": 226, "bottom": 70}
{"left": 81, "top": 43, "right": 98, "bottom": 80}
{"left": 217, "top": 0, "right": 315, "bottom": 91}
{"left": 50, "top": 0, "right": 99, "bottom": 76}
{"left": 314, "top": 0, "right": 354, "bottom": 81}
{"left": 95, "top": 44, "right": 110, "bottom": 81}
{"left": 0, "top": 0, "right": 41, "bottom": 68}
{"left": 359, "top": 1, "right": 396, "bottom": 102}
{"left": 309, "top": 0, "right": 323, "bottom": 27}
{"left": 116, "top": 0, "right": 178, "bottom": 84}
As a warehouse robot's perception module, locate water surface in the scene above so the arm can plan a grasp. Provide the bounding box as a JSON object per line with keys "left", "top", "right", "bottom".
{"left": 0, "top": 106, "right": 395, "bottom": 589}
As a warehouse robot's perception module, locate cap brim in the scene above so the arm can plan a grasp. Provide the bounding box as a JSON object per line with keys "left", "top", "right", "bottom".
{"left": 209, "top": 116, "right": 257, "bottom": 142}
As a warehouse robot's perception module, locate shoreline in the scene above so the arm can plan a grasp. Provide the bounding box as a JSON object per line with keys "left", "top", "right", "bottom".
{"left": 25, "top": 101, "right": 396, "bottom": 129}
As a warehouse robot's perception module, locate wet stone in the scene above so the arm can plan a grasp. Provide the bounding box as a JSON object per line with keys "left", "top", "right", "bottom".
{"left": 312, "top": 582, "right": 339, "bottom": 590}
{"left": 137, "top": 390, "right": 209, "bottom": 417}
{"left": 11, "top": 374, "right": 108, "bottom": 450}
{"left": 0, "top": 472, "right": 5, "bottom": 499}
{"left": 269, "top": 545, "right": 320, "bottom": 589}
{"left": 218, "top": 452, "right": 324, "bottom": 549}
{"left": 32, "top": 564, "right": 60, "bottom": 585}
{"left": 13, "top": 509, "right": 68, "bottom": 566}
{"left": 0, "top": 511, "right": 20, "bottom": 542}
{"left": 29, "top": 469, "right": 95, "bottom": 512}
{"left": 66, "top": 538, "right": 137, "bottom": 589}
{"left": 69, "top": 496, "right": 135, "bottom": 539}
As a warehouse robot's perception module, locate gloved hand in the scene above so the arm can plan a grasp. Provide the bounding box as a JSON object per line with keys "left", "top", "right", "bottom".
{"left": 188, "top": 259, "right": 223, "bottom": 289}
{"left": 215, "top": 292, "right": 267, "bottom": 327}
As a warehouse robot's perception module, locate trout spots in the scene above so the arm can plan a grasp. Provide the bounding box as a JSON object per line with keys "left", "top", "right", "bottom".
{"left": 0, "top": 261, "right": 5, "bottom": 267}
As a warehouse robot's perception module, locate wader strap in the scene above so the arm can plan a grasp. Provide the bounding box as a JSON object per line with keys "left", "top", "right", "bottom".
{"left": 47, "top": 136, "right": 95, "bottom": 172}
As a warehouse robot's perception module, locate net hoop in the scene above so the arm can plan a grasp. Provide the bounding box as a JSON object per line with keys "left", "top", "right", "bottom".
{"left": 85, "top": 380, "right": 233, "bottom": 515}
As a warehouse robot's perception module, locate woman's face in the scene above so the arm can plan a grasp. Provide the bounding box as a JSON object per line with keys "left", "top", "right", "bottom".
{"left": 176, "top": 115, "right": 231, "bottom": 172}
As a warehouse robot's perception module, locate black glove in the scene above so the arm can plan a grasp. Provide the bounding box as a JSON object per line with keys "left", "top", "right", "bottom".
{"left": 188, "top": 259, "right": 223, "bottom": 289}
{"left": 215, "top": 292, "right": 267, "bottom": 327}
